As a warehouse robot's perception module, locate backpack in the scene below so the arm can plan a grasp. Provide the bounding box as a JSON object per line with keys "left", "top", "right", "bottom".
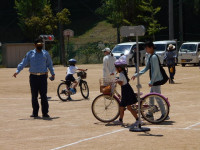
{"left": 149, "top": 54, "right": 169, "bottom": 86}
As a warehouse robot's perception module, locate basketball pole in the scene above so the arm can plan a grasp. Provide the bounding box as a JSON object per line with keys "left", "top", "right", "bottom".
{"left": 129, "top": 34, "right": 150, "bottom": 132}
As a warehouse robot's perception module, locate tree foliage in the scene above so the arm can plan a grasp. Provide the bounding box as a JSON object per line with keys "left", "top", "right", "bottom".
{"left": 138, "top": 0, "right": 166, "bottom": 40}
{"left": 15, "top": 0, "right": 70, "bottom": 41}
{"left": 97, "top": 0, "right": 165, "bottom": 41}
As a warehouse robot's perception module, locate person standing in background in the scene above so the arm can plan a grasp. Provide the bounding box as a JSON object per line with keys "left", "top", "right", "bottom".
{"left": 164, "top": 44, "right": 176, "bottom": 84}
{"left": 102, "top": 47, "right": 116, "bottom": 80}
{"left": 13, "top": 38, "right": 55, "bottom": 118}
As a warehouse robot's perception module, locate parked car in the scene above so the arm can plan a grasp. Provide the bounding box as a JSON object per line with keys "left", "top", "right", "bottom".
{"left": 145, "top": 40, "right": 177, "bottom": 66}
{"left": 178, "top": 42, "right": 200, "bottom": 66}
{"left": 111, "top": 42, "right": 146, "bottom": 66}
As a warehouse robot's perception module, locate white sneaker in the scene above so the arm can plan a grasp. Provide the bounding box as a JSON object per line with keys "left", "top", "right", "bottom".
{"left": 112, "top": 120, "right": 123, "bottom": 125}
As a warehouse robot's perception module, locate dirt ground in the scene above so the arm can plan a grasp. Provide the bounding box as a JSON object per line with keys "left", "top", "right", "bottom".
{"left": 0, "top": 64, "right": 200, "bottom": 150}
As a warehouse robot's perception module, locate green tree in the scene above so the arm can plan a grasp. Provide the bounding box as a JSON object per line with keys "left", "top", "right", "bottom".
{"left": 138, "top": 0, "right": 166, "bottom": 40}
{"left": 97, "top": 0, "right": 140, "bottom": 43}
{"left": 15, "top": 0, "right": 70, "bottom": 41}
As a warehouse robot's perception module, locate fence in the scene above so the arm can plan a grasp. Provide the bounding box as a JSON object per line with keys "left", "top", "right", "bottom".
{"left": 50, "top": 42, "right": 117, "bottom": 65}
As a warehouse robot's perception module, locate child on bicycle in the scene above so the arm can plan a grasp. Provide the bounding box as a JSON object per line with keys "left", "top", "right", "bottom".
{"left": 113, "top": 59, "right": 139, "bottom": 127}
{"left": 66, "top": 59, "right": 86, "bottom": 98}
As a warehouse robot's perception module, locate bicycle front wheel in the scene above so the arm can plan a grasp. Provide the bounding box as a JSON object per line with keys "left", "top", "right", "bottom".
{"left": 57, "top": 82, "right": 69, "bottom": 101}
{"left": 92, "top": 94, "right": 120, "bottom": 123}
{"left": 141, "top": 94, "right": 170, "bottom": 124}
{"left": 80, "top": 81, "right": 89, "bottom": 99}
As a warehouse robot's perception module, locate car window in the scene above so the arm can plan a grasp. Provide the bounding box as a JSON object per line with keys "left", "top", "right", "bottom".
{"left": 198, "top": 44, "right": 200, "bottom": 51}
{"left": 112, "top": 45, "right": 131, "bottom": 54}
{"left": 180, "top": 44, "right": 197, "bottom": 52}
{"left": 154, "top": 44, "right": 166, "bottom": 51}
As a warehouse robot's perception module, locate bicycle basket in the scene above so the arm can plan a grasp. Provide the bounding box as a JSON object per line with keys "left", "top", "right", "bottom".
{"left": 99, "top": 78, "right": 115, "bottom": 94}
{"left": 77, "top": 72, "right": 87, "bottom": 79}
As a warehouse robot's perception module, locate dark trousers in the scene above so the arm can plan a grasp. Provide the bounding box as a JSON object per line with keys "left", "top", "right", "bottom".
{"left": 167, "top": 65, "right": 176, "bottom": 80}
{"left": 29, "top": 74, "right": 48, "bottom": 115}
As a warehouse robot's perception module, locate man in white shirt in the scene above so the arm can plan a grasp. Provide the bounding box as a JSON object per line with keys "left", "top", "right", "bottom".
{"left": 102, "top": 48, "right": 116, "bottom": 80}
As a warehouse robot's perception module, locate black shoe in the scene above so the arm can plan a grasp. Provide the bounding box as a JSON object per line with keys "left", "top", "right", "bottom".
{"left": 43, "top": 114, "right": 50, "bottom": 118}
{"left": 30, "top": 114, "right": 38, "bottom": 117}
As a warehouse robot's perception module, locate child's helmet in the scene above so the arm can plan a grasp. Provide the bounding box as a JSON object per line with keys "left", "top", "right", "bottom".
{"left": 114, "top": 59, "right": 127, "bottom": 68}
{"left": 69, "top": 59, "right": 77, "bottom": 65}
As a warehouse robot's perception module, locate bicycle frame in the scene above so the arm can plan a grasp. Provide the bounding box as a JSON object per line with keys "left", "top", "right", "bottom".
{"left": 104, "top": 83, "right": 170, "bottom": 108}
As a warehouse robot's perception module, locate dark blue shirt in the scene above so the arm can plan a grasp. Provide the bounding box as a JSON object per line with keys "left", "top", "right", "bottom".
{"left": 164, "top": 51, "right": 177, "bottom": 65}
{"left": 16, "top": 49, "right": 55, "bottom": 75}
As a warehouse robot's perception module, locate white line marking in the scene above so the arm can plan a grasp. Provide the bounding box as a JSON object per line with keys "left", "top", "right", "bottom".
{"left": 184, "top": 122, "right": 200, "bottom": 129}
{"left": 51, "top": 125, "right": 200, "bottom": 150}
{"left": 50, "top": 128, "right": 126, "bottom": 150}
{"left": 150, "top": 126, "right": 200, "bottom": 130}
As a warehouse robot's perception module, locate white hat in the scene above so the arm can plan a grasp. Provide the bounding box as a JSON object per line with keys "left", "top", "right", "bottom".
{"left": 102, "top": 47, "right": 111, "bottom": 52}
{"left": 167, "top": 44, "right": 175, "bottom": 50}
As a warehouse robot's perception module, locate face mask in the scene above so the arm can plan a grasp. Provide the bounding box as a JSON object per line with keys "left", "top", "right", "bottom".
{"left": 36, "top": 46, "right": 43, "bottom": 51}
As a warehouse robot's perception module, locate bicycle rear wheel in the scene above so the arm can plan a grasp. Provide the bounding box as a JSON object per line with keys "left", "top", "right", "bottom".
{"left": 80, "top": 81, "right": 89, "bottom": 99}
{"left": 141, "top": 94, "right": 169, "bottom": 124}
{"left": 92, "top": 94, "right": 120, "bottom": 123}
{"left": 57, "top": 82, "right": 70, "bottom": 101}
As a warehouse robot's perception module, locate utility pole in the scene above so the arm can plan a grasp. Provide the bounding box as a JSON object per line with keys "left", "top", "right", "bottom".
{"left": 179, "top": 0, "right": 183, "bottom": 44}
{"left": 58, "top": 0, "right": 66, "bottom": 66}
{"left": 169, "top": 0, "right": 174, "bottom": 40}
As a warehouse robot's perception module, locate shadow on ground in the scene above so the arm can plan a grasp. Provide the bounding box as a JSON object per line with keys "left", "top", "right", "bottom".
{"left": 19, "top": 116, "right": 60, "bottom": 121}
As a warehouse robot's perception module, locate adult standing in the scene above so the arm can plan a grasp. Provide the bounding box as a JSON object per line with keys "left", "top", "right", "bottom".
{"left": 164, "top": 44, "right": 176, "bottom": 84}
{"left": 13, "top": 38, "right": 55, "bottom": 118}
{"left": 132, "top": 41, "right": 169, "bottom": 120}
{"left": 102, "top": 48, "right": 116, "bottom": 80}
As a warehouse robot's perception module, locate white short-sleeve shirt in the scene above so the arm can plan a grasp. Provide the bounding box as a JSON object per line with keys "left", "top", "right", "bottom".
{"left": 119, "top": 72, "right": 127, "bottom": 85}
{"left": 67, "top": 66, "right": 78, "bottom": 75}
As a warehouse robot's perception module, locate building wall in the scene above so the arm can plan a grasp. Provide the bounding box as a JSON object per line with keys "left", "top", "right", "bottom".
{"left": 2, "top": 43, "right": 35, "bottom": 68}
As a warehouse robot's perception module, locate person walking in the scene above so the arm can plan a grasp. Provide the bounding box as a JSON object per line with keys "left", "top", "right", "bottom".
{"left": 102, "top": 47, "right": 116, "bottom": 81}
{"left": 113, "top": 59, "right": 139, "bottom": 127}
{"left": 164, "top": 44, "right": 176, "bottom": 84}
{"left": 132, "top": 41, "right": 169, "bottom": 120}
{"left": 13, "top": 38, "right": 55, "bottom": 118}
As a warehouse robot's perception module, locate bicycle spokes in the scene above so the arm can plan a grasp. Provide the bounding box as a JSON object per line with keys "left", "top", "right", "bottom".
{"left": 140, "top": 94, "right": 169, "bottom": 124}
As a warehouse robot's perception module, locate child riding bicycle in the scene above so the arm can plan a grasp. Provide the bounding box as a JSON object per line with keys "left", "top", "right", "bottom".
{"left": 65, "top": 59, "right": 86, "bottom": 100}
{"left": 113, "top": 59, "right": 139, "bottom": 127}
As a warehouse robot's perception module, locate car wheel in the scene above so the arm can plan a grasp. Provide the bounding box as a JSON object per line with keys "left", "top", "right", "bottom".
{"left": 181, "top": 63, "right": 186, "bottom": 67}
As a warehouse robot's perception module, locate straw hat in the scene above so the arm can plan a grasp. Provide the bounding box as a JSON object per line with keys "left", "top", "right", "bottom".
{"left": 167, "top": 44, "right": 175, "bottom": 50}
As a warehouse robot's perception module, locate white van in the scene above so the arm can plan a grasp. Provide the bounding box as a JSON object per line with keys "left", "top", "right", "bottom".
{"left": 111, "top": 42, "right": 146, "bottom": 66}
{"left": 178, "top": 42, "right": 200, "bottom": 66}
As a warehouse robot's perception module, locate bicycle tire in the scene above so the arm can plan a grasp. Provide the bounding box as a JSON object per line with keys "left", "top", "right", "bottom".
{"left": 92, "top": 94, "right": 120, "bottom": 123}
{"left": 140, "top": 94, "right": 170, "bottom": 124}
{"left": 80, "top": 81, "right": 89, "bottom": 99}
{"left": 57, "top": 82, "right": 70, "bottom": 101}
